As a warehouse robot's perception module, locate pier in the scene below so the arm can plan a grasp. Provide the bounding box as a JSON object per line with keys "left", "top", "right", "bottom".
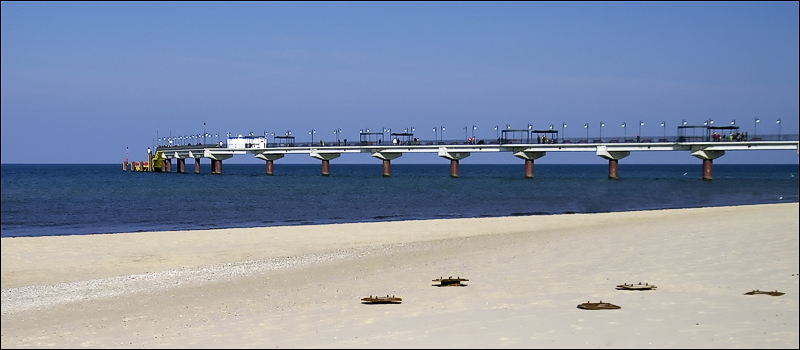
{"left": 130, "top": 129, "right": 798, "bottom": 180}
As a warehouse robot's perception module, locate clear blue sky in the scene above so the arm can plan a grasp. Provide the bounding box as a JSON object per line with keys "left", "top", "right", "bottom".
{"left": 2, "top": 2, "right": 798, "bottom": 164}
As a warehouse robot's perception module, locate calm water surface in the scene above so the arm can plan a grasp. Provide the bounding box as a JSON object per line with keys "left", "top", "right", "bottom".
{"left": 1, "top": 163, "right": 797, "bottom": 238}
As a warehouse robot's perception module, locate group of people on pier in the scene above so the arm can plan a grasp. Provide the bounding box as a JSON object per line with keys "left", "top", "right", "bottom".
{"left": 712, "top": 131, "right": 749, "bottom": 142}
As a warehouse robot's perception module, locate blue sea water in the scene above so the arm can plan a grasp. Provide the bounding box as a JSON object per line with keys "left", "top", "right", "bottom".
{"left": 1, "top": 163, "right": 798, "bottom": 238}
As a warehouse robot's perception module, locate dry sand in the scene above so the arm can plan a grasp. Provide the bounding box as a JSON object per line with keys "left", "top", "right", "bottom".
{"left": 2, "top": 203, "right": 798, "bottom": 348}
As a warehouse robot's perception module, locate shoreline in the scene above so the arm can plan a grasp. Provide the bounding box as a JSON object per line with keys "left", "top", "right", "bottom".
{"left": 2, "top": 203, "right": 798, "bottom": 348}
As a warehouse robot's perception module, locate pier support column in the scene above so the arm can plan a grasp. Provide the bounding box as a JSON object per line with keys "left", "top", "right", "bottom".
{"left": 371, "top": 151, "right": 403, "bottom": 177}
{"left": 195, "top": 158, "right": 201, "bottom": 174}
{"left": 450, "top": 159, "right": 460, "bottom": 178}
{"left": 207, "top": 154, "right": 232, "bottom": 175}
{"left": 165, "top": 159, "right": 172, "bottom": 173}
{"left": 310, "top": 151, "right": 341, "bottom": 176}
{"left": 513, "top": 151, "right": 546, "bottom": 179}
{"left": 438, "top": 148, "right": 471, "bottom": 178}
{"left": 321, "top": 159, "right": 331, "bottom": 176}
{"left": 609, "top": 159, "right": 619, "bottom": 180}
{"left": 691, "top": 149, "right": 725, "bottom": 181}
{"left": 256, "top": 154, "right": 285, "bottom": 176}
{"left": 703, "top": 159, "right": 713, "bottom": 180}
{"left": 177, "top": 158, "right": 185, "bottom": 173}
{"left": 211, "top": 159, "right": 222, "bottom": 174}
{"left": 596, "top": 146, "right": 630, "bottom": 180}
{"left": 383, "top": 160, "right": 391, "bottom": 177}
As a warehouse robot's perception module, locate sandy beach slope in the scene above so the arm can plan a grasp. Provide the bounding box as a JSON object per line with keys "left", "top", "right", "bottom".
{"left": 2, "top": 203, "right": 798, "bottom": 348}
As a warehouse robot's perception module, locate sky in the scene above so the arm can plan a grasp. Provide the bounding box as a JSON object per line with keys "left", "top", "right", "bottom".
{"left": 2, "top": 1, "right": 798, "bottom": 165}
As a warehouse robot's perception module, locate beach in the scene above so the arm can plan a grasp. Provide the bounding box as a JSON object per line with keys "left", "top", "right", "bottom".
{"left": 2, "top": 203, "right": 798, "bottom": 348}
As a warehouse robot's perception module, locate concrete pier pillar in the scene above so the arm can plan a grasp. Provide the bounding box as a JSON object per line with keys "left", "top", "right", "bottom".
{"left": 371, "top": 151, "right": 402, "bottom": 177}
{"left": 608, "top": 159, "right": 619, "bottom": 180}
{"left": 256, "top": 154, "right": 285, "bottom": 176}
{"left": 123, "top": 161, "right": 128, "bottom": 171}
{"left": 266, "top": 159, "right": 274, "bottom": 175}
{"left": 691, "top": 149, "right": 725, "bottom": 181}
{"left": 525, "top": 159, "right": 534, "bottom": 178}
{"left": 165, "top": 159, "right": 172, "bottom": 173}
{"left": 310, "top": 151, "right": 341, "bottom": 177}
{"left": 513, "top": 151, "right": 545, "bottom": 179}
{"left": 703, "top": 159, "right": 713, "bottom": 181}
{"left": 596, "top": 147, "right": 630, "bottom": 180}
{"left": 383, "top": 159, "right": 391, "bottom": 177}
{"left": 321, "top": 159, "right": 330, "bottom": 176}
{"left": 177, "top": 158, "right": 185, "bottom": 173}
{"left": 438, "top": 149, "right": 470, "bottom": 178}
{"left": 195, "top": 158, "right": 201, "bottom": 174}
{"left": 211, "top": 159, "right": 223, "bottom": 174}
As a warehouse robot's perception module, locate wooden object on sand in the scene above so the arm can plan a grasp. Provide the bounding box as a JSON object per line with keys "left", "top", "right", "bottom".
{"left": 578, "top": 301, "right": 621, "bottom": 310}
{"left": 744, "top": 289, "right": 785, "bottom": 296}
{"left": 361, "top": 295, "right": 402, "bottom": 304}
{"left": 616, "top": 282, "right": 657, "bottom": 290}
{"left": 432, "top": 276, "right": 469, "bottom": 286}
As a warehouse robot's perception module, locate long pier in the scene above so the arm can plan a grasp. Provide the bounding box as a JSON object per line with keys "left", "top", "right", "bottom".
{"left": 135, "top": 133, "right": 798, "bottom": 180}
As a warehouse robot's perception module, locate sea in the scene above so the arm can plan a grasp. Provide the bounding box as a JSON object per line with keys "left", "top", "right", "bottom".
{"left": 1, "top": 163, "right": 798, "bottom": 238}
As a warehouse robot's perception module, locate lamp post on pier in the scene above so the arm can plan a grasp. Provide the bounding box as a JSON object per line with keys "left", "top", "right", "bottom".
{"left": 661, "top": 122, "right": 666, "bottom": 139}
{"left": 622, "top": 122, "right": 627, "bottom": 138}
{"left": 777, "top": 118, "right": 782, "bottom": 140}
{"left": 309, "top": 129, "right": 316, "bottom": 144}
{"left": 585, "top": 123, "right": 589, "bottom": 140}
{"left": 383, "top": 127, "right": 391, "bottom": 144}
{"left": 755, "top": 117, "right": 760, "bottom": 137}
{"left": 600, "top": 122, "right": 604, "bottom": 141}
{"left": 638, "top": 121, "right": 644, "bottom": 138}
{"left": 527, "top": 124, "right": 533, "bottom": 143}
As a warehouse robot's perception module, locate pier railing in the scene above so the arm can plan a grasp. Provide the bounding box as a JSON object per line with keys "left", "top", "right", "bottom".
{"left": 159, "top": 133, "right": 798, "bottom": 150}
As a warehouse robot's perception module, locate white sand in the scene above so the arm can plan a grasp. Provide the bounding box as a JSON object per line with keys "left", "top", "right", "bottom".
{"left": 2, "top": 203, "right": 798, "bottom": 348}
